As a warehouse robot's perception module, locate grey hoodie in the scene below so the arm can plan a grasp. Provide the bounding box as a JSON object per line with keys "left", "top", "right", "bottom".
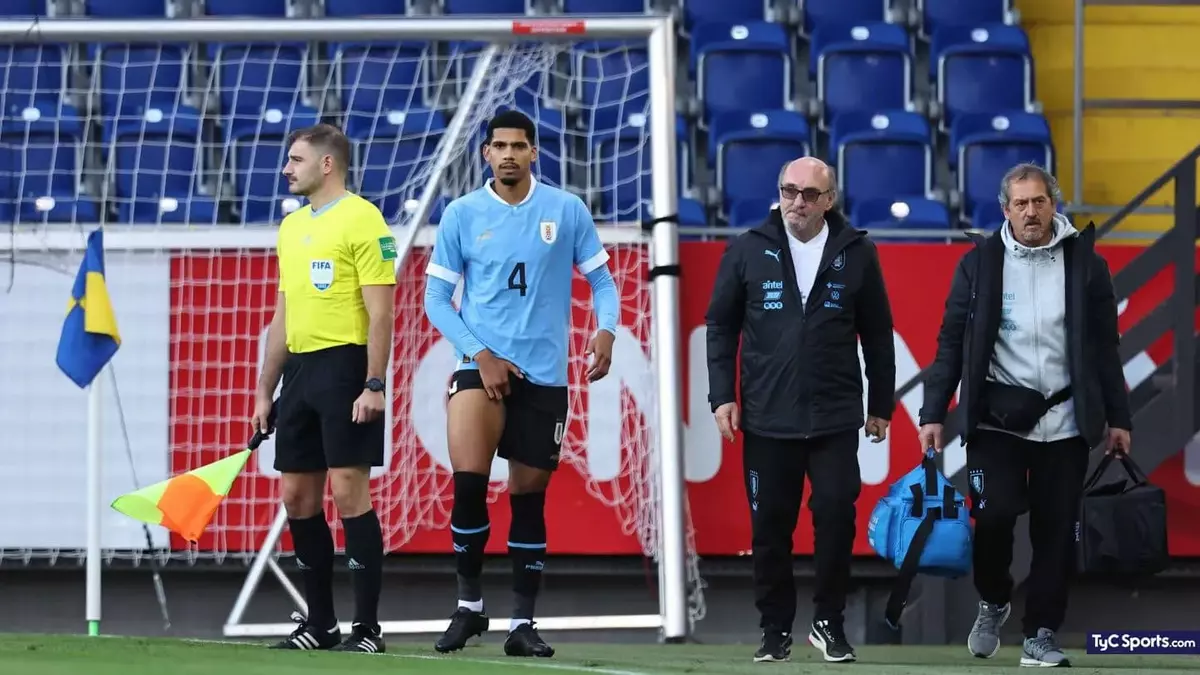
{"left": 981, "top": 213, "right": 1081, "bottom": 443}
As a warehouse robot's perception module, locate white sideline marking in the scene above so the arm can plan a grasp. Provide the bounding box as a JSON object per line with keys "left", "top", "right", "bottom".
{"left": 182, "top": 638, "right": 655, "bottom": 675}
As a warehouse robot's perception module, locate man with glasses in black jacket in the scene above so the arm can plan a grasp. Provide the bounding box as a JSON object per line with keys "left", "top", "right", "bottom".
{"left": 705, "top": 156, "right": 897, "bottom": 664}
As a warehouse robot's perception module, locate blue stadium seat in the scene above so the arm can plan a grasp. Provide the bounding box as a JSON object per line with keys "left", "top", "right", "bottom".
{"left": 692, "top": 21, "right": 791, "bottom": 129}
{"left": 971, "top": 201, "right": 1004, "bottom": 230}
{"left": 575, "top": 41, "right": 649, "bottom": 133}
{"left": 853, "top": 197, "right": 950, "bottom": 230}
{"left": 348, "top": 108, "right": 446, "bottom": 222}
{"left": 921, "top": 0, "right": 1009, "bottom": 38}
{"left": 96, "top": 44, "right": 189, "bottom": 122}
{"left": 592, "top": 114, "right": 689, "bottom": 222}
{"left": 0, "top": 44, "right": 66, "bottom": 108}
{"left": 332, "top": 42, "right": 432, "bottom": 115}
{"left": 728, "top": 198, "right": 775, "bottom": 227}
{"left": 831, "top": 110, "right": 931, "bottom": 213}
{"left": 0, "top": 103, "right": 99, "bottom": 223}
{"left": 211, "top": 43, "right": 308, "bottom": 135}
{"left": 323, "top": 0, "right": 406, "bottom": 15}
{"left": 812, "top": 22, "right": 912, "bottom": 129}
{"left": 85, "top": 0, "right": 167, "bottom": 16}
{"left": 0, "top": 0, "right": 46, "bottom": 15}
{"left": 563, "top": 0, "right": 643, "bottom": 12}
{"left": 951, "top": 111, "right": 1053, "bottom": 219}
{"left": 227, "top": 106, "right": 321, "bottom": 224}
{"left": 933, "top": 24, "right": 1032, "bottom": 130}
{"left": 205, "top": 0, "right": 289, "bottom": 15}
{"left": 713, "top": 110, "right": 811, "bottom": 207}
{"left": 443, "top": 0, "right": 525, "bottom": 12}
{"left": 683, "top": 0, "right": 765, "bottom": 29}
{"left": 111, "top": 106, "right": 219, "bottom": 224}
{"left": 678, "top": 196, "right": 708, "bottom": 226}
{"left": 803, "top": 0, "right": 890, "bottom": 35}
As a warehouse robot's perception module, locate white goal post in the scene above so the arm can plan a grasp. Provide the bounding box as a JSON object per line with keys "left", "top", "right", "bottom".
{"left": 0, "top": 14, "right": 694, "bottom": 642}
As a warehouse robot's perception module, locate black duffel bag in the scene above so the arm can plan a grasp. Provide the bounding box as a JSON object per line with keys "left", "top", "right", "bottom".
{"left": 1075, "top": 451, "right": 1169, "bottom": 578}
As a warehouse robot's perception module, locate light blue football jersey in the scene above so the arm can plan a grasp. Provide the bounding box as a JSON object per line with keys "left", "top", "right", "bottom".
{"left": 425, "top": 179, "right": 611, "bottom": 387}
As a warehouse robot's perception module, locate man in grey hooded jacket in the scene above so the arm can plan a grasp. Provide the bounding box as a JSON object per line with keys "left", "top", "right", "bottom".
{"left": 917, "top": 164, "right": 1132, "bottom": 667}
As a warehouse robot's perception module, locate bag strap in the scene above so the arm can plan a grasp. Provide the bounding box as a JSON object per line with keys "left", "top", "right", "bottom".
{"left": 1045, "top": 386, "right": 1073, "bottom": 409}
{"left": 1117, "top": 453, "right": 1149, "bottom": 486}
{"left": 885, "top": 507, "right": 937, "bottom": 629}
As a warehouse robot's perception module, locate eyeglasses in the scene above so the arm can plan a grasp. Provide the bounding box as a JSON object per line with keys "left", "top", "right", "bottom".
{"left": 779, "top": 185, "right": 831, "bottom": 203}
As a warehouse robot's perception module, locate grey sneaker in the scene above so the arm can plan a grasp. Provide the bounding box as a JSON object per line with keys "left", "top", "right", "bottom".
{"left": 1021, "top": 627, "right": 1071, "bottom": 667}
{"left": 967, "top": 600, "right": 1011, "bottom": 658}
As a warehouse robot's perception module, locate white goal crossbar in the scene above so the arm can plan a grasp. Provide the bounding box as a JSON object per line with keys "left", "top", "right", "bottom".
{"left": 0, "top": 14, "right": 690, "bottom": 642}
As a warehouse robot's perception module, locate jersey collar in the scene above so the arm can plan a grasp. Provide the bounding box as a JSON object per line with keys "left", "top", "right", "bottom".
{"left": 485, "top": 176, "right": 538, "bottom": 207}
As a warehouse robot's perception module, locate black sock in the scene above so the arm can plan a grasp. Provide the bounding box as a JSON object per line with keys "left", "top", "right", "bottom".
{"left": 508, "top": 491, "right": 547, "bottom": 622}
{"left": 288, "top": 514, "right": 336, "bottom": 628}
{"left": 342, "top": 509, "right": 383, "bottom": 628}
{"left": 451, "top": 471, "right": 491, "bottom": 606}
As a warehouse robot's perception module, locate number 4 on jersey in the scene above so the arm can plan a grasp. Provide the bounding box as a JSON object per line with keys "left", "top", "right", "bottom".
{"left": 507, "top": 262, "right": 527, "bottom": 297}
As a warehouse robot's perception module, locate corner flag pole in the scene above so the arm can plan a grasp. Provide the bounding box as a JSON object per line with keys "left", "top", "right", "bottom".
{"left": 86, "top": 372, "right": 103, "bottom": 636}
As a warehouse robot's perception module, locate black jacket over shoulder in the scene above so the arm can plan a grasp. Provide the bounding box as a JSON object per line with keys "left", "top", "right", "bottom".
{"left": 918, "top": 222, "right": 1133, "bottom": 449}
{"left": 705, "top": 207, "right": 896, "bottom": 439}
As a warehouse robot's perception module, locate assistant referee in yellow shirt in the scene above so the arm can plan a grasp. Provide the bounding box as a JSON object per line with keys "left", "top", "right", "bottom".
{"left": 250, "top": 123, "right": 396, "bottom": 655}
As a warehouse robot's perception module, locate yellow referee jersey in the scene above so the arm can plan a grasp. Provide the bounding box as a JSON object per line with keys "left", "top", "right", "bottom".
{"left": 276, "top": 192, "right": 397, "bottom": 354}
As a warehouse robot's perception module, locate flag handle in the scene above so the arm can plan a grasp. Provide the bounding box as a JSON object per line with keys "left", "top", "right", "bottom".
{"left": 247, "top": 400, "right": 279, "bottom": 452}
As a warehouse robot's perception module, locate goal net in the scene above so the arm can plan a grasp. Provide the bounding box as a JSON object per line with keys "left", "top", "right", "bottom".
{"left": 0, "top": 15, "right": 703, "bottom": 637}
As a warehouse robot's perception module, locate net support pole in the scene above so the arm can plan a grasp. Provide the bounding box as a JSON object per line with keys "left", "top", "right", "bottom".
{"left": 86, "top": 372, "right": 103, "bottom": 637}
{"left": 646, "top": 18, "right": 689, "bottom": 643}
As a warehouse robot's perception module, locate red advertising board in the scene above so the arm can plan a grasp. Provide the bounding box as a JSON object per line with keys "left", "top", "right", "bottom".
{"left": 168, "top": 241, "right": 1200, "bottom": 560}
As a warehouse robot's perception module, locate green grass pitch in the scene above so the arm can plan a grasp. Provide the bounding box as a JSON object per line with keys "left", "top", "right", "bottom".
{"left": 1, "top": 634, "right": 1199, "bottom": 674}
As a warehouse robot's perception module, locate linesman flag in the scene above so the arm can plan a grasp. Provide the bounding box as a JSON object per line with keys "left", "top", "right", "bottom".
{"left": 56, "top": 228, "right": 121, "bottom": 388}
{"left": 111, "top": 404, "right": 277, "bottom": 543}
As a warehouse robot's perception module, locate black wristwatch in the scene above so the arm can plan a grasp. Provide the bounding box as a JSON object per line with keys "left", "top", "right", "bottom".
{"left": 364, "top": 377, "right": 385, "bottom": 393}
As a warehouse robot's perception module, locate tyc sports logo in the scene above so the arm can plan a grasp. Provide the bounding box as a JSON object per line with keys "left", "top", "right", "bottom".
{"left": 761, "top": 280, "right": 784, "bottom": 311}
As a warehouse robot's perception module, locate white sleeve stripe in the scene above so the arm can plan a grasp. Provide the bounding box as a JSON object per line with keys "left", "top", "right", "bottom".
{"left": 426, "top": 263, "right": 461, "bottom": 284}
{"left": 577, "top": 250, "right": 611, "bottom": 275}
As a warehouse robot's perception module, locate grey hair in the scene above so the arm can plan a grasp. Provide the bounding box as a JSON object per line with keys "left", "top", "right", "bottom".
{"left": 998, "top": 163, "right": 1062, "bottom": 207}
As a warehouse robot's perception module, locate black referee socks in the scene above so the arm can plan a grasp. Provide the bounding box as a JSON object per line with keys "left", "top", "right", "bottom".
{"left": 451, "top": 471, "right": 491, "bottom": 604}
{"left": 508, "top": 491, "right": 548, "bottom": 621}
{"left": 342, "top": 509, "right": 383, "bottom": 628}
{"left": 288, "top": 514, "right": 336, "bottom": 629}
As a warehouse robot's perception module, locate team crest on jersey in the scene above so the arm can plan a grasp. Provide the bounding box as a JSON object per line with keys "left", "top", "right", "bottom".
{"left": 540, "top": 220, "right": 557, "bottom": 244}
{"left": 310, "top": 259, "right": 334, "bottom": 291}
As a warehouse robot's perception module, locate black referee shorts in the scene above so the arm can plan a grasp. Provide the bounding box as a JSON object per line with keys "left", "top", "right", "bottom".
{"left": 449, "top": 369, "right": 568, "bottom": 472}
{"left": 273, "top": 344, "right": 385, "bottom": 473}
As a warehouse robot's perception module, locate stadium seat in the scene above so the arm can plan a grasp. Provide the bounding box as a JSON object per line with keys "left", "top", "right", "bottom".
{"left": 0, "top": 0, "right": 46, "bottom": 15}
{"left": 803, "top": 0, "right": 890, "bottom": 35}
{"left": 0, "top": 44, "right": 66, "bottom": 108}
{"left": 349, "top": 108, "right": 446, "bottom": 222}
{"left": 933, "top": 24, "right": 1033, "bottom": 131}
{"left": 95, "top": 44, "right": 189, "bottom": 122}
{"left": 683, "top": 0, "right": 765, "bottom": 29}
{"left": 331, "top": 42, "right": 432, "bottom": 115}
{"left": 971, "top": 200, "right": 1005, "bottom": 230}
{"left": 592, "top": 114, "right": 689, "bottom": 222}
{"left": 322, "top": 0, "right": 407, "bottom": 15}
{"left": 562, "top": 0, "right": 644, "bottom": 13}
{"left": 853, "top": 197, "right": 950, "bottom": 230}
{"left": 111, "top": 105, "right": 219, "bottom": 224}
{"left": 677, "top": 196, "right": 708, "bottom": 226}
{"left": 812, "top": 22, "right": 913, "bottom": 130}
{"left": 728, "top": 198, "right": 775, "bottom": 227}
{"left": 85, "top": 0, "right": 167, "bottom": 16}
{"left": 692, "top": 21, "right": 792, "bottom": 130}
{"left": 227, "top": 106, "right": 321, "bottom": 223}
{"left": 211, "top": 43, "right": 308, "bottom": 138}
{"left": 831, "top": 110, "right": 931, "bottom": 213}
{"left": 713, "top": 110, "right": 811, "bottom": 207}
{"left": 442, "top": 0, "right": 526, "bottom": 13}
{"left": 0, "top": 102, "right": 99, "bottom": 223}
{"left": 921, "top": 0, "right": 1010, "bottom": 38}
{"left": 951, "top": 111, "right": 1053, "bottom": 219}
{"left": 575, "top": 41, "right": 649, "bottom": 133}
{"left": 204, "top": 0, "right": 289, "bottom": 15}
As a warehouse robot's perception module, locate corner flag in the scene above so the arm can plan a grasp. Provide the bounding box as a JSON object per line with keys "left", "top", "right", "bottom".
{"left": 56, "top": 228, "right": 121, "bottom": 388}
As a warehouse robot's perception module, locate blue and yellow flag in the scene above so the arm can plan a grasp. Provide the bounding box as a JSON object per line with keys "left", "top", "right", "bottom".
{"left": 56, "top": 229, "right": 121, "bottom": 388}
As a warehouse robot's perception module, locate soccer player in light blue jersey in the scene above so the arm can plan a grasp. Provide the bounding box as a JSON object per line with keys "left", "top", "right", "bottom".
{"left": 422, "top": 110, "right": 620, "bottom": 658}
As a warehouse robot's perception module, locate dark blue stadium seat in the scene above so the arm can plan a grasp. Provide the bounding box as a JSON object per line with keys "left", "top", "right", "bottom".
{"left": 205, "top": 0, "right": 289, "bottom": 15}
{"left": 831, "top": 110, "right": 931, "bottom": 213}
{"left": 323, "top": 0, "right": 406, "bottom": 15}
{"left": 678, "top": 196, "right": 708, "bottom": 226}
{"left": 683, "top": 0, "right": 764, "bottom": 29}
{"left": 592, "top": 115, "right": 689, "bottom": 222}
{"left": 951, "top": 111, "right": 1053, "bottom": 220}
{"left": 332, "top": 42, "right": 432, "bottom": 115}
{"left": 111, "top": 107, "right": 220, "bottom": 224}
{"left": 728, "top": 198, "right": 775, "bottom": 227}
{"left": 853, "top": 197, "right": 950, "bottom": 230}
{"left": 96, "top": 44, "right": 188, "bottom": 122}
{"left": 348, "top": 108, "right": 445, "bottom": 222}
{"left": 0, "top": 0, "right": 46, "bottom": 15}
{"left": 563, "top": 0, "right": 643, "bottom": 12}
{"left": 0, "top": 45, "right": 66, "bottom": 108}
{"left": 1, "top": 103, "right": 99, "bottom": 223}
{"left": 812, "top": 22, "right": 912, "bottom": 129}
{"left": 85, "top": 0, "right": 167, "bottom": 16}
{"left": 921, "top": 0, "right": 1009, "bottom": 38}
{"left": 575, "top": 41, "right": 649, "bottom": 132}
{"left": 713, "top": 110, "right": 811, "bottom": 207}
{"left": 933, "top": 24, "right": 1032, "bottom": 130}
{"left": 803, "top": 0, "right": 890, "bottom": 35}
{"left": 692, "top": 21, "right": 791, "bottom": 129}
{"left": 443, "top": 0, "right": 525, "bottom": 12}
{"left": 971, "top": 201, "right": 1004, "bottom": 230}
{"left": 211, "top": 43, "right": 307, "bottom": 137}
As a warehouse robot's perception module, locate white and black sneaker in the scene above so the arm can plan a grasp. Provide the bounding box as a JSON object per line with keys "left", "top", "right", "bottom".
{"left": 330, "top": 622, "right": 385, "bottom": 654}
{"left": 269, "top": 611, "right": 342, "bottom": 650}
{"left": 809, "top": 618, "right": 857, "bottom": 662}
{"left": 753, "top": 630, "right": 793, "bottom": 662}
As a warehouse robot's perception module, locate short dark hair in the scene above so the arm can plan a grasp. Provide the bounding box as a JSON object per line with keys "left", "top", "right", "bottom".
{"left": 287, "top": 123, "right": 352, "bottom": 175}
{"left": 484, "top": 109, "right": 536, "bottom": 145}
